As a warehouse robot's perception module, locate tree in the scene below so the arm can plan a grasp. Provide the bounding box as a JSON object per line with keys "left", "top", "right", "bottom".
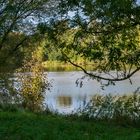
{"left": 46, "top": 0, "right": 140, "bottom": 83}
{"left": 0, "top": 0, "right": 59, "bottom": 64}
{"left": 0, "top": 0, "right": 58, "bottom": 110}
{"left": 16, "top": 45, "right": 49, "bottom": 112}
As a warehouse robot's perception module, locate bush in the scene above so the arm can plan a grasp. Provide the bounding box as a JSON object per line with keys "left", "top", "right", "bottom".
{"left": 16, "top": 48, "right": 50, "bottom": 112}
{"left": 76, "top": 93, "right": 140, "bottom": 124}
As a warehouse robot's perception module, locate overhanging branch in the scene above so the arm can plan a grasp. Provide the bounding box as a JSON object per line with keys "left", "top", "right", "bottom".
{"left": 64, "top": 54, "right": 140, "bottom": 82}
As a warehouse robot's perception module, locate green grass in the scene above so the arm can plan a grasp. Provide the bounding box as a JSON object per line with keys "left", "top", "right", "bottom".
{"left": 42, "top": 61, "right": 95, "bottom": 71}
{"left": 0, "top": 111, "right": 140, "bottom": 140}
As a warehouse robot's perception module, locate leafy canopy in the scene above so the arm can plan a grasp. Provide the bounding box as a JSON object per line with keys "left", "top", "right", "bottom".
{"left": 45, "top": 0, "right": 140, "bottom": 83}
{"left": 0, "top": 0, "right": 59, "bottom": 70}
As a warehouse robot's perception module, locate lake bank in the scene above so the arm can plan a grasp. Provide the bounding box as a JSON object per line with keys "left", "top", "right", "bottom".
{"left": 0, "top": 111, "right": 139, "bottom": 140}
{"left": 42, "top": 61, "right": 95, "bottom": 72}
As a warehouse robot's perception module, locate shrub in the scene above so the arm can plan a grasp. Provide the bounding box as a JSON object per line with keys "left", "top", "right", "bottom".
{"left": 16, "top": 48, "right": 50, "bottom": 112}
{"left": 76, "top": 93, "right": 140, "bottom": 124}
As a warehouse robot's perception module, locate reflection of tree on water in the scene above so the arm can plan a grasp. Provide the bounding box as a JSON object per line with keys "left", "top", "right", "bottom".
{"left": 57, "top": 96, "right": 72, "bottom": 107}
{"left": 46, "top": 94, "right": 90, "bottom": 114}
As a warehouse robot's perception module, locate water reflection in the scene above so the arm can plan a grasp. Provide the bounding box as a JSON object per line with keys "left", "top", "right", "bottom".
{"left": 46, "top": 94, "right": 90, "bottom": 114}
{"left": 57, "top": 96, "right": 72, "bottom": 107}
{"left": 45, "top": 71, "right": 140, "bottom": 114}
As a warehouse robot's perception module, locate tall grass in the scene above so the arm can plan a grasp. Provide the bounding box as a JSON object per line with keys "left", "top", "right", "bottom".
{"left": 74, "top": 93, "right": 140, "bottom": 125}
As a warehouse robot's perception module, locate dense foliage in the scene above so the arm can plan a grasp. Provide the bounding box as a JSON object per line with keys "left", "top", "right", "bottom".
{"left": 45, "top": 0, "right": 140, "bottom": 83}
{"left": 0, "top": 0, "right": 55, "bottom": 111}
{"left": 0, "top": 0, "right": 58, "bottom": 71}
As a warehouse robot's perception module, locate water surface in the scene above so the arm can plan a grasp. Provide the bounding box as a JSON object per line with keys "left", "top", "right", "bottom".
{"left": 45, "top": 71, "right": 140, "bottom": 114}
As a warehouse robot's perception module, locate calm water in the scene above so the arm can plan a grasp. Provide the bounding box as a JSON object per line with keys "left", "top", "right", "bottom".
{"left": 45, "top": 71, "right": 140, "bottom": 114}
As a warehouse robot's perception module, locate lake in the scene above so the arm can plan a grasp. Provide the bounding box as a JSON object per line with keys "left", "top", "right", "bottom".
{"left": 45, "top": 71, "right": 140, "bottom": 114}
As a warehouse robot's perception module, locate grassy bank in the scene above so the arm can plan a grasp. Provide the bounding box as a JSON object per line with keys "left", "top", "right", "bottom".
{"left": 0, "top": 111, "right": 140, "bottom": 140}
{"left": 42, "top": 61, "right": 94, "bottom": 71}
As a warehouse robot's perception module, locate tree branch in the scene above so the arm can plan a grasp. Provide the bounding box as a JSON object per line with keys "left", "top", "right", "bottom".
{"left": 64, "top": 54, "right": 140, "bottom": 82}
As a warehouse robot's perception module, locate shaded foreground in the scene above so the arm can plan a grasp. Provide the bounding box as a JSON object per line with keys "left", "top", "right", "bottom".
{"left": 0, "top": 111, "right": 140, "bottom": 140}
